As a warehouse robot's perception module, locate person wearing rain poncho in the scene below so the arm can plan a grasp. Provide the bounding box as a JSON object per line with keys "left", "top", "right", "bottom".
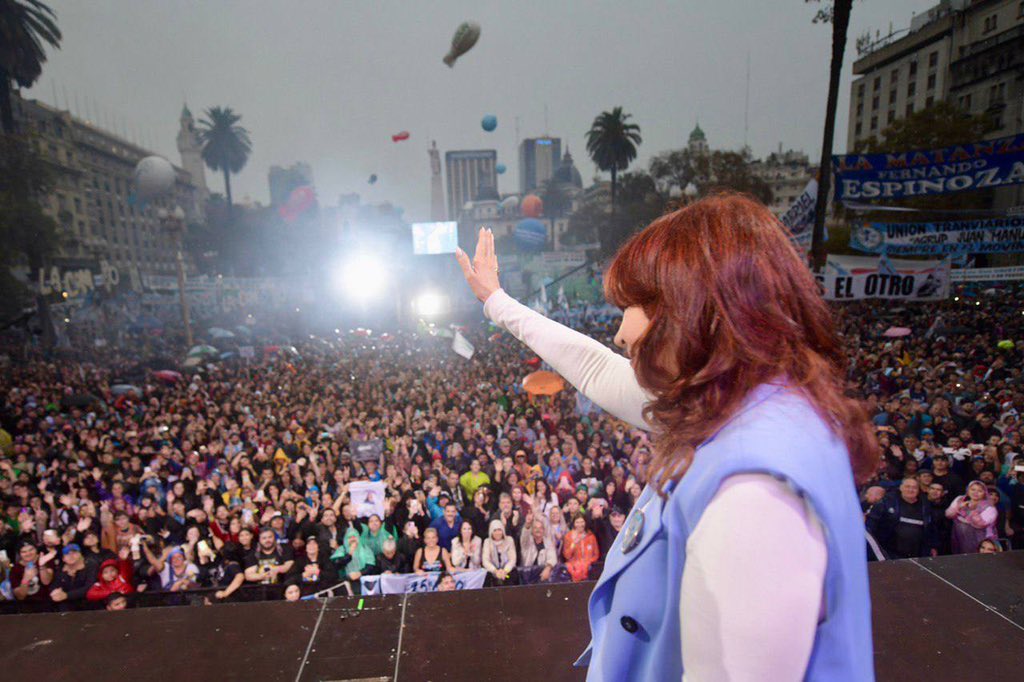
{"left": 358, "top": 515, "right": 397, "bottom": 559}
{"left": 331, "top": 528, "right": 378, "bottom": 594}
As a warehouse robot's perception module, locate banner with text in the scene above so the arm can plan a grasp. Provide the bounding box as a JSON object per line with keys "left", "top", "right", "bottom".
{"left": 851, "top": 217, "right": 1024, "bottom": 256}
{"left": 779, "top": 179, "right": 818, "bottom": 245}
{"left": 359, "top": 569, "right": 488, "bottom": 595}
{"left": 950, "top": 265, "right": 1024, "bottom": 282}
{"left": 817, "top": 255, "right": 950, "bottom": 301}
{"left": 833, "top": 134, "right": 1024, "bottom": 201}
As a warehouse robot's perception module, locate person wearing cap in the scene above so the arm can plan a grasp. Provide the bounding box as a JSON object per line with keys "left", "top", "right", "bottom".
{"left": 49, "top": 543, "right": 98, "bottom": 607}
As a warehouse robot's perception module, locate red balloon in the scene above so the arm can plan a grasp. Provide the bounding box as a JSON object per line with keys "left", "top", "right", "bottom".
{"left": 525, "top": 356, "right": 541, "bottom": 369}
{"left": 279, "top": 186, "right": 316, "bottom": 222}
{"left": 392, "top": 131, "right": 410, "bottom": 142}
{"left": 521, "top": 194, "right": 543, "bottom": 218}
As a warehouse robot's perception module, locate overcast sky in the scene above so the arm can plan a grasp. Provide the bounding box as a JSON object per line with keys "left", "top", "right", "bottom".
{"left": 28, "top": 0, "right": 939, "bottom": 219}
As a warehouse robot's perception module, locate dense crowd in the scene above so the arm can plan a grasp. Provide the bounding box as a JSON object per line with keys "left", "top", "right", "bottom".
{"left": 1, "top": 283, "right": 1022, "bottom": 612}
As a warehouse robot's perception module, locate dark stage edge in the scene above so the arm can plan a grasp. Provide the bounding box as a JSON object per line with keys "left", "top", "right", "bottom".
{"left": 1, "top": 553, "right": 1022, "bottom": 681}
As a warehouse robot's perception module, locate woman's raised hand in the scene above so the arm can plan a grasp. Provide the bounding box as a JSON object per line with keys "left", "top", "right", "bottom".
{"left": 455, "top": 227, "right": 501, "bottom": 303}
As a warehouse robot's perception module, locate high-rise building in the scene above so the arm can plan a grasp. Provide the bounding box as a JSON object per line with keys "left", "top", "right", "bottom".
{"left": 11, "top": 94, "right": 202, "bottom": 281}
{"left": 176, "top": 104, "right": 208, "bottom": 202}
{"left": 847, "top": 0, "right": 1024, "bottom": 151}
{"left": 268, "top": 162, "right": 314, "bottom": 207}
{"left": 429, "top": 140, "right": 446, "bottom": 221}
{"left": 518, "top": 137, "right": 561, "bottom": 194}
{"left": 445, "top": 149, "right": 497, "bottom": 219}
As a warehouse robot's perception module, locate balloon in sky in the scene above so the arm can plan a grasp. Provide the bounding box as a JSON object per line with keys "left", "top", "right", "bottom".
{"left": 443, "top": 21, "right": 481, "bottom": 67}
{"left": 392, "top": 131, "right": 410, "bottom": 142}
{"left": 521, "top": 194, "right": 543, "bottom": 218}
{"left": 279, "top": 186, "right": 316, "bottom": 223}
{"left": 368, "top": 174, "right": 378, "bottom": 184}
{"left": 515, "top": 218, "right": 546, "bottom": 252}
{"left": 481, "top": 114, "right": 497, "bottom": 132}
{"left": 132, "top": 156, "right": 175, "bottom": 200}
{"left": 496, "top": 163, "right": 506, "bottom": 175}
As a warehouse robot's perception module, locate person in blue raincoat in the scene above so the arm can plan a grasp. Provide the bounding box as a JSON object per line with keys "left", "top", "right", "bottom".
{"left": 456, "top": 195, "right": 878, "bottom": 681}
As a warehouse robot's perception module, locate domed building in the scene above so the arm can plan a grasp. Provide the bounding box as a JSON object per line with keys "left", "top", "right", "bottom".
{"left": 552, "top": 148, "right": 583, "bottom": 189}
{"left": 688, "top": 122, "right": 709, "bottom": 157}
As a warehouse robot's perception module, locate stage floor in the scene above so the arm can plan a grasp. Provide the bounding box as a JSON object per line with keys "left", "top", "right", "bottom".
{"left": 0, "top": 552, "right": 1021, "bottom": 681}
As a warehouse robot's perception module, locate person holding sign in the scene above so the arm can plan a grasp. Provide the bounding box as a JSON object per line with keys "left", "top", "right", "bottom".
{"left": 456, "top": 194, "right": 877, "bottom": 681}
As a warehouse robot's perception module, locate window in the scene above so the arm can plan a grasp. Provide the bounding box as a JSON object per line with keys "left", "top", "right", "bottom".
{"left": 994, "top": 115, "right": 1004, "bottom": 128}
{"left": 889, "top": 89, "right": 897, "bottom": 104}
{"left": 927, "top": 73, "right": 937, "bottom": 90}
{"left": 983, "top": 14, "right": 998, "bottom": 33}
{"left": 1019, "top": 2, "right": 1024, "bottom": 18}
{"left": 926, "top": 95, "right": 935, "bottom": 107}
{"left": 872, "top": 95, "right": 879, "bottom": 110}
{"left": 908, "top": 81, "right": 916, "bottom": 97}
{"left": 856, "top": 102, "right": 863, "bottom": 116}
{"left": 887, "top": 110, "right": 896, "bottom": 124}
{"left": 928, "top": 51, "right": 938, "bottom": 68}
{"left": 906, "top": 103, "right": 914, "bottom": 117}
{"left": 909, "top": 61, "right": 917, "bottom": 76}
{"left": 873, "top": 76, "right": 881, "bottom": 90}
{"left": 858, "top": 83, "right": 865, "bottom": 98}
{"left": 960, "top": 94, "right": 972, "bottom": 110}
{"left": 870, "top": 116, "right": 878, "bottom": 130}
{"left": 890, "top": 69, "right": 899, "bottom": 85}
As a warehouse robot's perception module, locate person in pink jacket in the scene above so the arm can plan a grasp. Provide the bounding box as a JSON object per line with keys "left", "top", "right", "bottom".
{"left": 945, "top": 480, "right": 998, "bottom": 553}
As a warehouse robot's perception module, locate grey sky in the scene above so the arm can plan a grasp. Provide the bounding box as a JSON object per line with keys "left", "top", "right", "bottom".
{"left": 28, "top": 1, "right": 938, "bottom": 220}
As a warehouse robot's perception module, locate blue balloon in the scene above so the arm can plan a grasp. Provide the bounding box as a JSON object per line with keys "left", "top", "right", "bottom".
{"left": 368, "top": 174, "right": 378, "bottom": 184}
{"left": 481, "top": 114, "right": 498, "bottom": 132}
{"left": 496, "top": 163, "right": 506, "bottom": 175}
{"left": 514, "top": 218, "right": 546, "bottom": 252}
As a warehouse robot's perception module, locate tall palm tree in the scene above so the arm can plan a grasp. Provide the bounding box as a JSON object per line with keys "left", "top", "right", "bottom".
{"left": 586, "top": 107, "right": 642, "bottom": 210}
{"left": 0, "top": 0, "right": 62, "bottom": 133}
{"left": 197, "top": 106, "right": 251, "bottom": 222}
{"left": 807, "top": 0, "right": 852, "bottom": 271}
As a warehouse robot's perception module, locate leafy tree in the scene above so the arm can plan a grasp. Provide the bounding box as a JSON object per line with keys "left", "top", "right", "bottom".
{"left": 539, "top": 178, "right": 572, "bottom": 219}
{"left": 585, "top": 107, "right": 642, "bottom": 210}
{"left": 650, "top": 148, "right": 773, "bottom": 204}
{"left": 0, "top": 132, "right": 60, "bottom": 341}
{"left": 568, "top": 170, "right": 668, "bottom": 257}
{"left": 0, "top": 0, "right": 61, "bottom": 133}
{"left": 197, "top": 106, "right": 252, "bottom": 223}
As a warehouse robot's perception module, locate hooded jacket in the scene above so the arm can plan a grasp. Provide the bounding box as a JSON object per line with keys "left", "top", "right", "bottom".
{"left": 85, "top": 558, "right": 135, "bottom": 602}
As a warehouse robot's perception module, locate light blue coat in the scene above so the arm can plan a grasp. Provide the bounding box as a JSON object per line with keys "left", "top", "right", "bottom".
{"left": 575, "top": 383, "right": 874, "bottom": 681}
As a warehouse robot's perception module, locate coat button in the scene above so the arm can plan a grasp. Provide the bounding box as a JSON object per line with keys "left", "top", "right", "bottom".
{"left": 620, "top": 616, "right": 639, "bottom": 633}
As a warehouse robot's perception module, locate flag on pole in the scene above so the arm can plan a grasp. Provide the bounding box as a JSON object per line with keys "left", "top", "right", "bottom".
{"left": 452, "top": 330, "right": 475, "bottom": 359}
{"left": 539, "top": 281, "right": 548, "bottom": 310}
{"left": 558, "top": 285, "right": 568, "bottom": 311}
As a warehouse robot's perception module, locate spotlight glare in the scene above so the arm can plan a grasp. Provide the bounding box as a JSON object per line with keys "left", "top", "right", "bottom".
{"left": 413, "top": 292, "right": 447, "bottom": 317}
{"left": 331, "top": 255, "right": 388, "bottom": 302}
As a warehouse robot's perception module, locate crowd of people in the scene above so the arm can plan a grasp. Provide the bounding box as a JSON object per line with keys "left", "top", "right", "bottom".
{"left": 1, "top": 282, "right": 1021, "bottom": 612}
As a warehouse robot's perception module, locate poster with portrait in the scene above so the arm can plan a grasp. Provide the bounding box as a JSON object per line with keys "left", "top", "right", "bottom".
{"left": 348, "top": 480, "right": 386, "bottom": 519}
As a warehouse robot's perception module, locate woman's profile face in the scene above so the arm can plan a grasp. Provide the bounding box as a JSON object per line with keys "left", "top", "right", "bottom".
{"left": 613, "top": 306, "right": 651, "bottom": 358}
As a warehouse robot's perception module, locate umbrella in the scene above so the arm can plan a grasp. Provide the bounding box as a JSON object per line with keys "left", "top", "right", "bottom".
{"left": 182, "top": 356, "right": 203, "bottom": 368}
{"left": 523, "top": 370, "right": 565, "bottom": 396}
{"left": 219, "top": 351, "right": 237, "bottom": 360}
{"left": 110, "top": 384, "right": 141, "bottom": 396}
{"left": 234, "top": 325, "right": 252, "bottom": 336}
{"left": 883, "top": 327, "right": 912, "bottom": 338}
{"left": 284, "top": 345, "right": 300, "bottom": 357}
{"left": 152, "top": 370, "right": 182, "bottom": 384}
{"left": 208, "top": 327, "right": 235, "bottom": 339}
{"left": 187, "top": 344, "right": 219, "bottom": 357}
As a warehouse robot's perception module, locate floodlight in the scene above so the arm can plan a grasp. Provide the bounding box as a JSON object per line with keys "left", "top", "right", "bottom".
{"left": 413, "top": 292, "right": 447, "bottom": 316}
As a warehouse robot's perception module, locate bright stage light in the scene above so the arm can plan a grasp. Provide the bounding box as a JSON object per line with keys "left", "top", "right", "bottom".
{"left": 331, "top": 255, "right": 388, "bottom": 302}
{"left": 413, "top": 292, "right": 447, "bottom": 316}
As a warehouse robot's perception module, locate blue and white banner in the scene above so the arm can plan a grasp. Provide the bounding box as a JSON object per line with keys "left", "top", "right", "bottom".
{"left": 851, "top": 217, "right": 1024, "bottom": 256}
{"left": 779, "top": 179, "right": 818, "bottom": 244}
{"left": 950, "top": 265, "right": 1024, "bottom": 282}
{"left": 359, "top": 569, "right": 487, "bottom": 595}
{"left": 816, "top": 255, "right": 950, "bottom": 301}
{"left": 833, "top": 134, "right": 1024, "bottom": 201}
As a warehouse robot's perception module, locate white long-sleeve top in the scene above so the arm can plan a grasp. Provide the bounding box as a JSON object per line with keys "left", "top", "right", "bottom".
{"left": 484, "top": 289, "right": 826, "bottom": 681}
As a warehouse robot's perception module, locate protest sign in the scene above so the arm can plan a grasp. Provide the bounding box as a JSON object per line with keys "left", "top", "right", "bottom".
{"left": 851, "top": 218, "right": 1024, "bottom": 256}
{"left": 816, "top": 255, "right": 950, "bottom": 301}
{"left": 348, "top": 480, "right": 386, "bottom": 519}
{"left": 349, "top": 438, "right": 384, "bottom": 463}
{"left": 360, "top": 569, "right": 488, "bottom": 595}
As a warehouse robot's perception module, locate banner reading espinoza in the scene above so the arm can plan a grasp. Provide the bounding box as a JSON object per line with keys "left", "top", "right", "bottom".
{"left": 851, "top": 217, "right": 1024, "bottom": 256}
{"left": 360, "top": 569, "right": 488, "bottom": 595}
{"left": 816, "top": 255, "right": 950, "bottom": 301}
{"left": 833, "top": 134, "right": 1024, "bottom": 201}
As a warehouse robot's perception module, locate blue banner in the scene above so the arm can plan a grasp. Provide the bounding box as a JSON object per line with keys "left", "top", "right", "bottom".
{"left": 833, "top": 134, "right": 1024, "bottom": 201}
{"left": 851, "top": 218, "right": 1024, "bottom": 255}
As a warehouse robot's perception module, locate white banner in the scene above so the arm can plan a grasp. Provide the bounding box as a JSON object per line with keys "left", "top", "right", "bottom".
{"left": 360, "top": 569, "right": 488, "bottom": 595}
{"left": 780, "top": 179, "right": 818, "bottom": 245}
{"left": 348, "top": 480, "right": 386, "bottom": 519}
{"left": 452, "top": 330, "right": 475, "bottom": 359}
{"left": 951, "top": 265, "right": 1024, "bottom": 282}
{"left": 817, "top": 255, "right": 950, "bottom": 301}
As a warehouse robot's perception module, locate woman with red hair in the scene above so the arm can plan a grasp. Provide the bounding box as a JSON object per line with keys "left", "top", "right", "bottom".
{"left": 457, "top": 193, "right": 877, "bottom": 681}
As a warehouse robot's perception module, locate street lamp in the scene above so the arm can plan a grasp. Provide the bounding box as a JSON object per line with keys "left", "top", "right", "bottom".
{"left": 157, "top": 204, "right": 193, "bottom": 348}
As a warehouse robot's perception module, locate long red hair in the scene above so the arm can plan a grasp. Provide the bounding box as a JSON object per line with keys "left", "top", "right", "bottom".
{"left": 604, "top": 192, "right": 876, "bottom": 491}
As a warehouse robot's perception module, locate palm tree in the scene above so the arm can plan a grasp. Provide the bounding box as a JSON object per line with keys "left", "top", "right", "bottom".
{"left": 807, "top": 0, "right": 852, "bottom": 271}
{"left": 0, "top": 0, "right": 62, "bottom": 133}
{"left": 585, "top": 107, "right": 642, "bottom": 210}
{"left": 197, "top": 106, "right": 252, "bottom": 222}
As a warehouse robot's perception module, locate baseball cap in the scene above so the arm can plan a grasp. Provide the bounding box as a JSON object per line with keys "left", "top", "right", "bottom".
{"left": 921, "top": 428, "right": 934, "bottom": 436}
{"left": 62, "top": 543, "right": 81, "bottom": 556}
